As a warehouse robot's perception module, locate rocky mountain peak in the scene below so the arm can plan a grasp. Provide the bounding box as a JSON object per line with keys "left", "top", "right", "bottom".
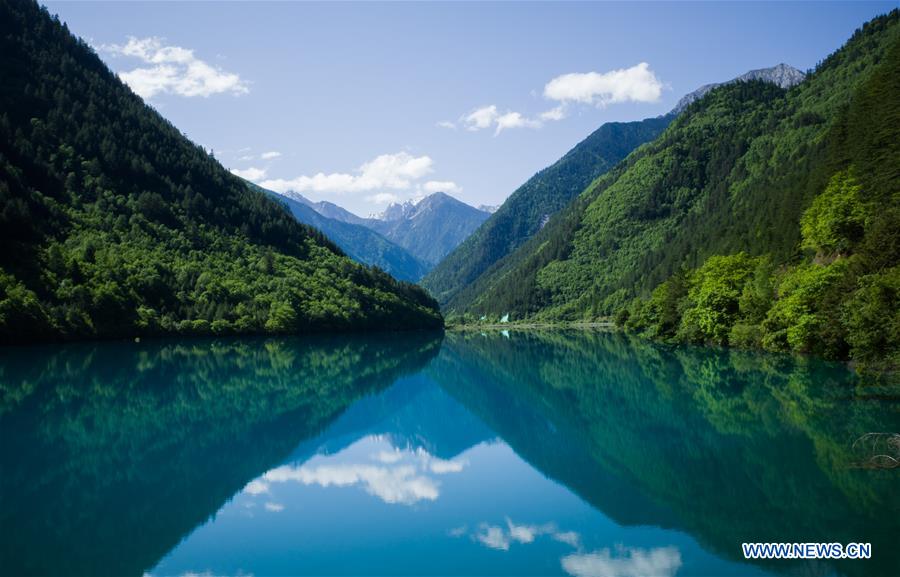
{"left": 671, "top": 63, "right": 806, "bottom": 115}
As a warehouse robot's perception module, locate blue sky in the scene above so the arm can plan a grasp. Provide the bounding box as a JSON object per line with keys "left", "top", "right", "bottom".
{"left": 46, "top": 1, "right": 895, "bottom": 216}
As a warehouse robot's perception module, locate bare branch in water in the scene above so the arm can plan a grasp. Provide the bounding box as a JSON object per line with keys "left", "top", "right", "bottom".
{"left": 849, "top": 433, "right": 900, "bottom": 469}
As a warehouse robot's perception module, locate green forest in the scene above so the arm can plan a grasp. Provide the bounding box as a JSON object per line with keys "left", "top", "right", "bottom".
{"left": 422, "top": 115, "right": 671, "bottom": 305}
{"left": 0, "top": 0, "right": 442, "bottom": 343}
{"left": 447, "top": 11, "right": 900, "bottom": 371}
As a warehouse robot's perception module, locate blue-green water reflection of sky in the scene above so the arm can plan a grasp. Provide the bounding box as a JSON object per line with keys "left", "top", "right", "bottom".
{"left": 152, "top": 375, "right": 767, "bottom": 577}
{"left": 1, "top": 330, "right": 896, "bottom": 577}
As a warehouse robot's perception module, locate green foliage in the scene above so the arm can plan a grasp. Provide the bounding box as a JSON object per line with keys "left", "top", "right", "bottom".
{"left": 842, "top": 266, "right": 900, "bottom": 370}
{"left": 762, "top": 259, "right": 854, "bottom": 357}
{"left": 728, "top": 323, "right": 765, "bottom": 349}
{"left": 0, "top": 0, "right": 441, "bottom": 342}
{"left": 0, "top": 270, "right": 53, "bottom": 340}
{"left": 800, "top": 169, "right": 866, "bottom": 255}
{"left": 424, "top": 116, "right": 671, "bottom": 306}
{"left": 680, "top": 253, "right": 760, "bottom": 345}
{"left": 623, "top": 270, "right": 688, "bottom": 339}
{"left": 447, "top": 10, "right": 900, "bottom": 369}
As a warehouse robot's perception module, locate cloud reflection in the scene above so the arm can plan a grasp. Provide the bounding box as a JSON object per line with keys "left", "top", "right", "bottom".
{"left": 463, "top": 519, "right": 680, "bottom": 577}
{"left": 561, "top": 546, "right": 682, "bottom": 577}
{"left": 472, "top": 518, "right": 562, "bottom": 551}
{"left": 242, "top": 437, "right": 469, "bottom": 506}
{"left": 263, "top": 463, "right": 439, "bottom": 505}
{"left": 242, "top": 480, "right": 269, "bottom": 495}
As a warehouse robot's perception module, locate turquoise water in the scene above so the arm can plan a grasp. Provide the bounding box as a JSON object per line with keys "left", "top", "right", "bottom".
{"left": 1, "top": 330, "right": 897, "bottom": 576}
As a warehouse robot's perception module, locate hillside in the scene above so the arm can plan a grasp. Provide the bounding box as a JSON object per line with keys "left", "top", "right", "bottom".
{"left": 0, "top": 0, "right": 441, "bottom": 342}
{"left": 450, "top": 11, "right": 900, "bottom": 368}
{"left": 422, "top": 115, "right": 672, "bottom": 305}
{"left": 670, "top": 63, "right": 806, "bottom": 114}
{"left": 255, "top": 185, "right": 430, "bottom": 282}
{"left": 364, "top": 192, "right": 490, "bottom": 266}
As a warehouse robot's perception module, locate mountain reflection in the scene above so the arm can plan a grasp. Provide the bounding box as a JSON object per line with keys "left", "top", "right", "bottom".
{"left": 431, "top": 330, "right": 899, "bottom": 577}
{"left": 1, "top": 329, "right": 897, "bottom": 577}
{"left": 0, "top": 333, "right": 442, "bottom": 577}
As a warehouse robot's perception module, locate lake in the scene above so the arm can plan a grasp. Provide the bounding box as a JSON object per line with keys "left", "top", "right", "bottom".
{"left": 1, "top": 330, "right": 897, "bottom": 577}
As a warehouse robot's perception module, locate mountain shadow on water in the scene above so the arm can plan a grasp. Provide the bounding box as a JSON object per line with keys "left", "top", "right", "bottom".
{"left": 430, "top": 330, "right": 900, "bottom": 577}
{"left": 0, "top": 332, "right": 442, "bottom": 577}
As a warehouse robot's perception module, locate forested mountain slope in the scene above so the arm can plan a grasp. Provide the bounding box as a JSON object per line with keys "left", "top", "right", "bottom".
{"left": 255, "top": 185, "right": 430, "bottom": 282}
{"left": 0, "top": 0, "right": 441, "bottom": 342}
{"left": 670, "top": 63, "right": 805, "bottom": 114}
{"left": 452, "top": 11, "right": 900, "bottom": 368}
{"left": 422, "top": 116, "right": 672, "bottom": 305}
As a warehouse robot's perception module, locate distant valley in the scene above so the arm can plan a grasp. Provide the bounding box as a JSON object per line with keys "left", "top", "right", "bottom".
{"left": 423, "top": 63, "right": 807, "bottom": 308}
{"left": 269, "top": 188, "right": 490, "bottom": 280}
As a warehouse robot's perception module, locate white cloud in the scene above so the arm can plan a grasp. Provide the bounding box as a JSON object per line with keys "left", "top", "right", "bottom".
{"left": 263, "top": 463, "right": 439, "bottom": 505}
{"left": 544, "top": 62, "right": 663, "bottom": 107}
{"left": 471, "top": 519, "right": 561, "bottom": 552}
{"left": 263, "top": 502, "right": 285, "bottom": 512}
{"left": 103, "top": 37, "right": 248, "bottom": 99}
{"left": 561, "top": 546, "right": 682, "bottom": 577}
{"left": 253, "top": 437, "right": 468, "bottom": 507}
{"left": 448, "top": 526, "right": 468, "bottom": 538}
{"left": 423, "top": 180, "right": 462, "bottom": 195}
{"left": 463, "top": 105, "right": 500, "bottom": 131}
{"left": 476, "top": 525, "right": 510, "bottom": 551}
{"left": 494, "top": 111, "right": 541, "bottom": 135}
{"left": 554, "top": 531, "right": 582, "bottom": 548}
{"left": 243, "top": 479, "right": 269, "bottom": 495}
{"left": 235, "top": 150, "right": 280, "bottom": 162}
{"left": 373, "top": 450, "right": 403, "bottom": 464}
{"left": 366, "top": 192, "right": 400, "bottom": 205}
{"left": 507, "top": 520, "right": 540, "bottom": 544}
{"left": 451, "top": 63, "right": 662, "bottom": 136}
{"left": 437, "top": 120, "right": 457, "bottom": 130}
{"left": 414, "top": 447, "right": 467, "bottom": 473}
{"left": 259, "top": 152, "right": 433, "bottom": 195}
{"left": 428, "top": 458, "right": 465, "bottom": 474}
{"left": 540, "top": 106, "right": 567, "bottom": 121}
{"left": 461, "top": 104, "right": 548, "bottom": 136}
{"left": 230, "top": 166, "right": 267, "bottom": 181}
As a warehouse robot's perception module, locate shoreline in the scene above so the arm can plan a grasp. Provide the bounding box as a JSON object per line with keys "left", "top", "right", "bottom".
{"left": 446, "top": 321, "right": 616, "bottom": 331}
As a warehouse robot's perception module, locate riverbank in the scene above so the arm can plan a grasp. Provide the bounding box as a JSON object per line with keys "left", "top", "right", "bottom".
{"left": 446, "top": 321, "right": 616, "bottom": 331}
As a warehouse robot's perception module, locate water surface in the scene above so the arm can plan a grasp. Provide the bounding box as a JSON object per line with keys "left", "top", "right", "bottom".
{"left": 1, "top": 330, "right": 897, "bottom": 576}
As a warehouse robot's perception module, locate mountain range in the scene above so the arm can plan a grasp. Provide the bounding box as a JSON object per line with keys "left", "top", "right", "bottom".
{"left": 364, "top": 192, "right": 491, "bottom": 266}
{"left": 437, "top": 11, "right": 899, "bottom": 368}
{"left": 423, "top": 63, "right": 808, "bottom": 308}
{"left": 273, "top": 189, "right": 489, "bottom": 278}
{"left": 255, "top": 185, "right": 430, "bottom": 282}
{"left": 422, "top": 115, "right": 673, "bottom": 305}
{"left": 1, "top": 0, "right": 896, "bottom": 368}
{"left": 0, "top": 0, "right": 441, "bottom": 342}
